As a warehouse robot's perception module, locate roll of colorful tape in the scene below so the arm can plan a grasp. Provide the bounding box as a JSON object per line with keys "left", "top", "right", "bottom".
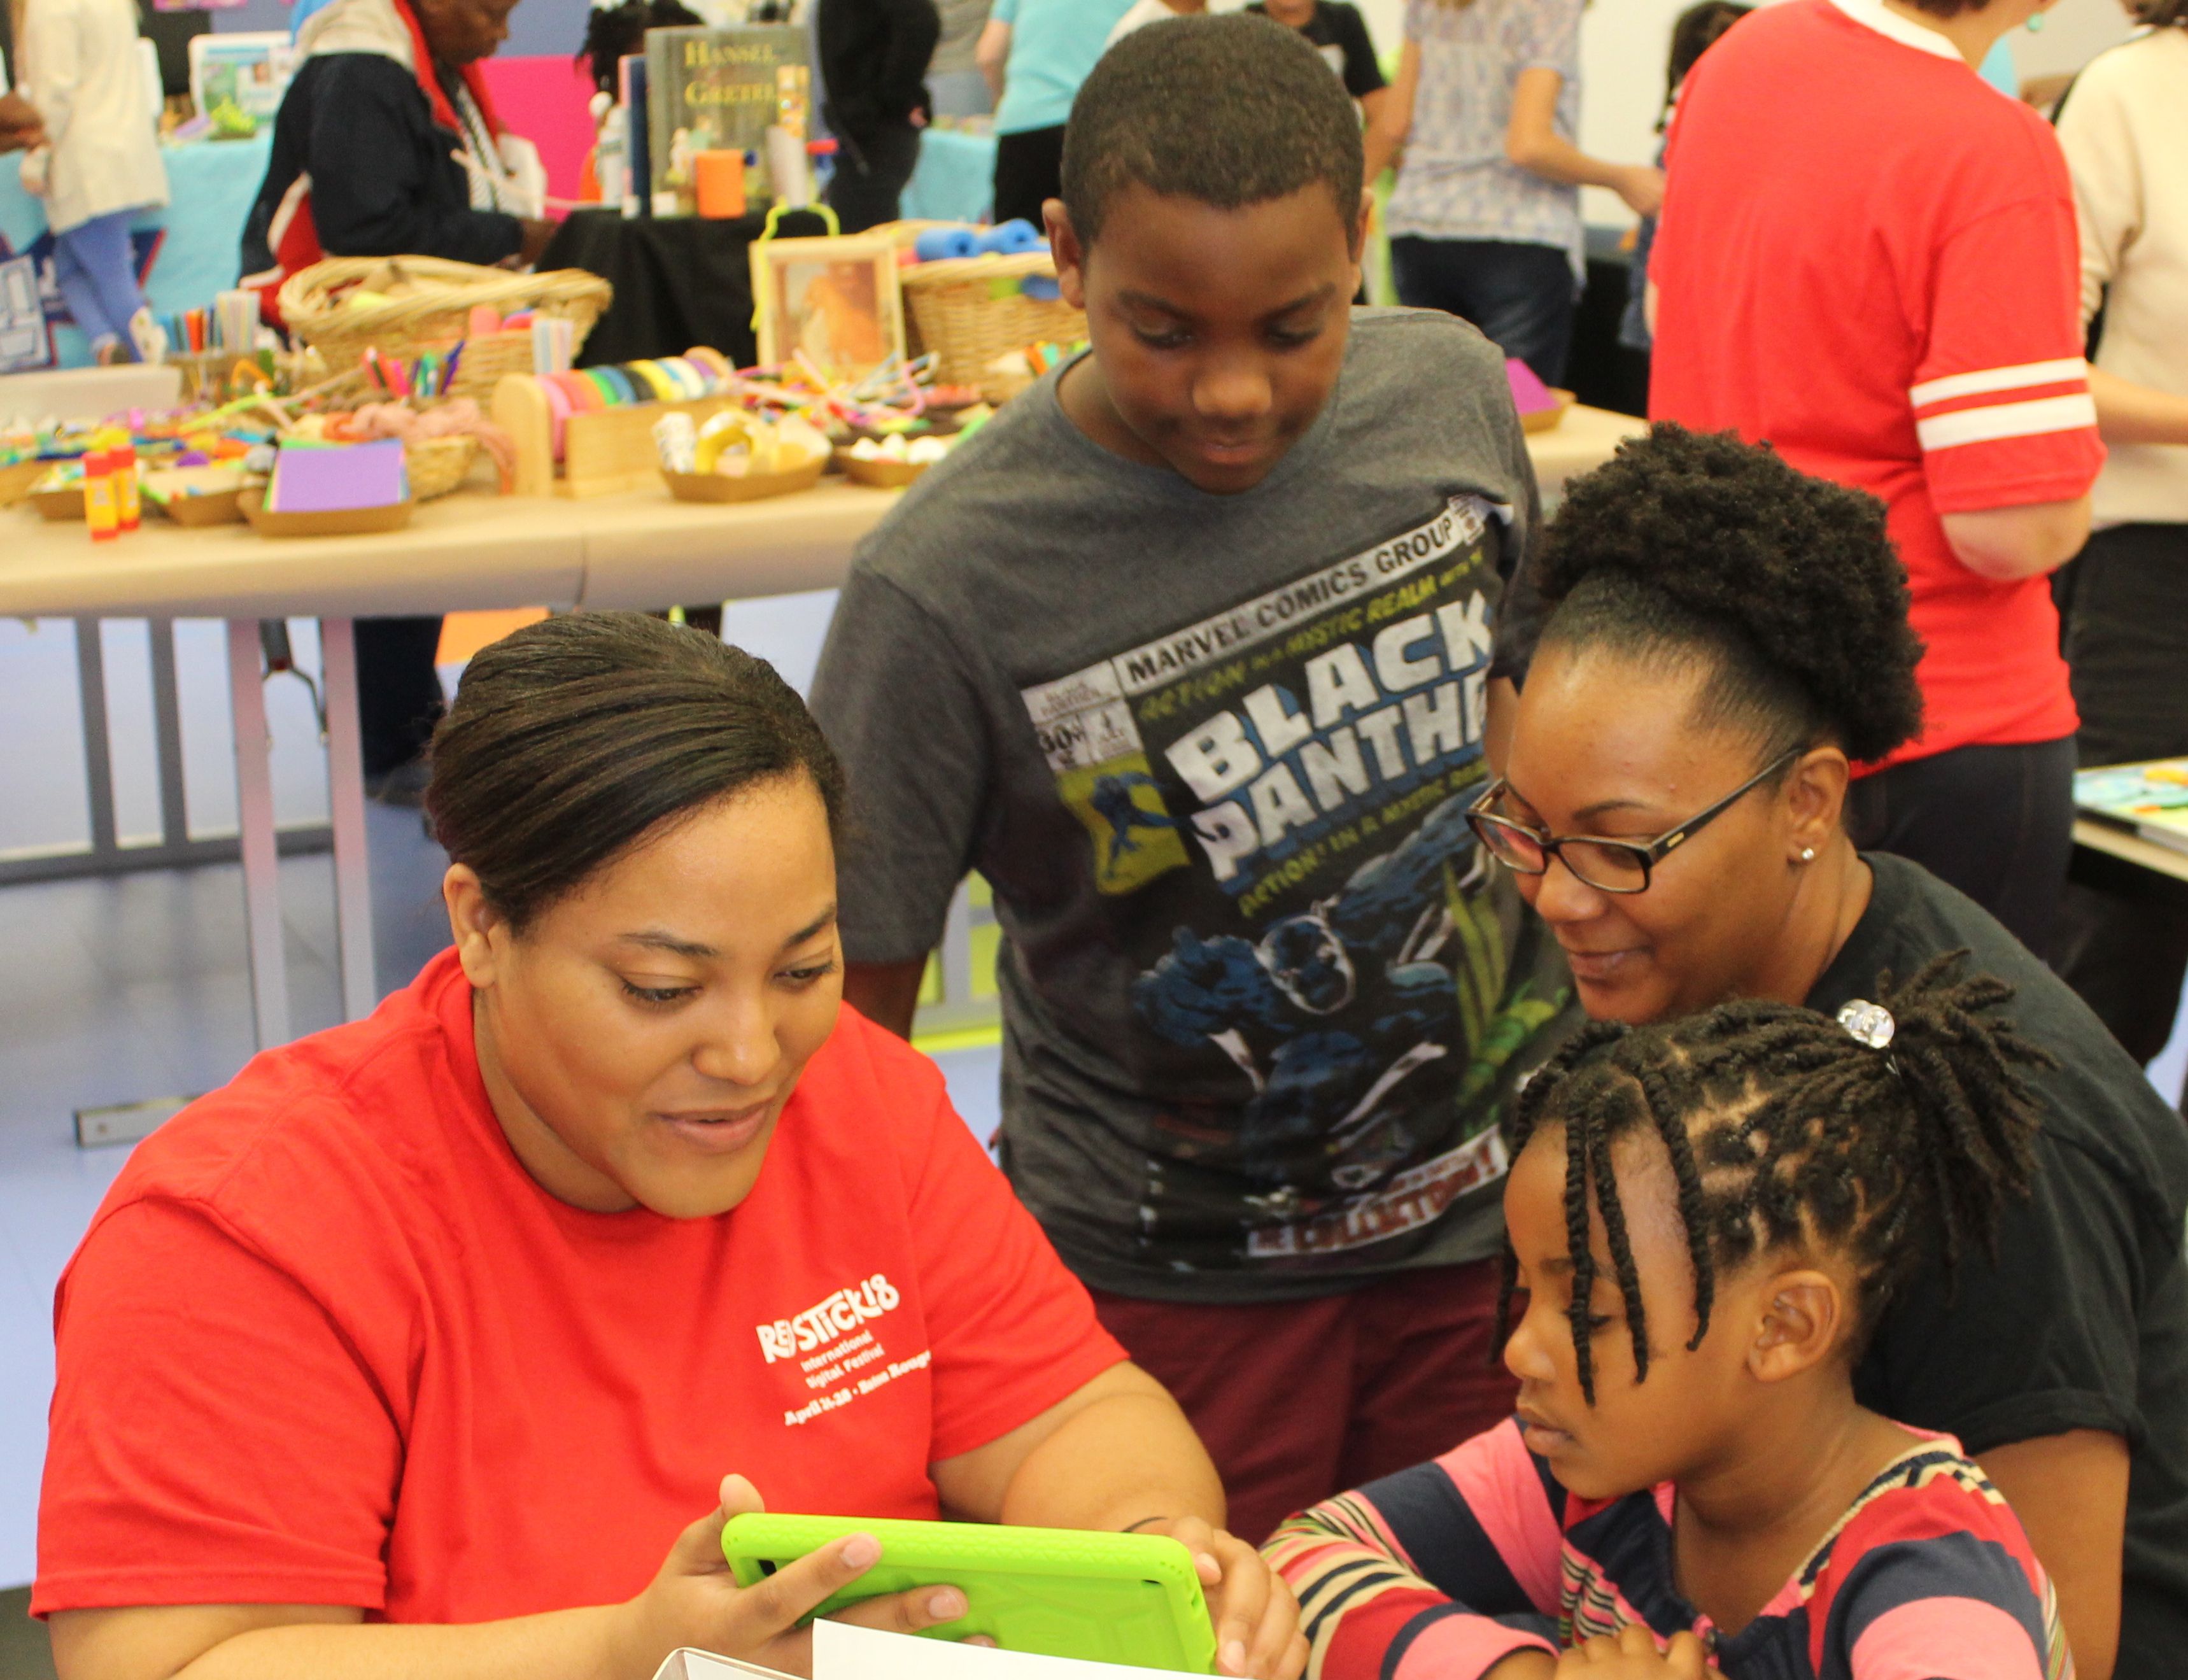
{"left": 553, "top": 370, "right": 605, "bottom": 411}
{"left": 590, "top": 366, "right": 638, "bottom": 405}
{"left": 539, "top": 374, "right": 574, "bottom": 461}
{"left": 658, "top": 357, "right": 706, "bottom": 399}
{"left": 626, "top": 360, "right": 679, "bottom": 402}
{"left": 687, "top": 345, "right": 735, "bottom": 383}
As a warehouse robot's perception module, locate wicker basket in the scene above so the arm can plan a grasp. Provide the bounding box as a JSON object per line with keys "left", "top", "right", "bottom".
{"left": 406, "top": 435, "right": 481, "bottom": 501}
{"left": 898, "top": 251, "right": 1085, "bottom": 399}
{"left": 276, "top": 257, "right": 611, "bottom": 404}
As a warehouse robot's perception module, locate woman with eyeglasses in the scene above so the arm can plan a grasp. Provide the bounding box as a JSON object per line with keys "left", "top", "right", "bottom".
{"left": 1471, "top": 424, "right": 2188, "bottom": 1680}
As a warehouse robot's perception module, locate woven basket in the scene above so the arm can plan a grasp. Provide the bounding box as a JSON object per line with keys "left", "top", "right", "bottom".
{"left": 899, "top": 251, "right": 1085, "bottom": 399}
{"left": 276, "top": 257, "right": 611, "bottom": 405}
{"left": 406, "top": 435, "right": 481, "bottom": 501}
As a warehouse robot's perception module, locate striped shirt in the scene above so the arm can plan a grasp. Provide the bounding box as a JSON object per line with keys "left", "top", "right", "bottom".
{"left": 1266, "top": 1421, "right": 2072, "bottom": 1680}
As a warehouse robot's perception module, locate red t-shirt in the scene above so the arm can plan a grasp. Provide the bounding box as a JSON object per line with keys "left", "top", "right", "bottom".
{"left": 1648, "top": 0, "right": 2104, "bottom": 770}
{"left": 34, "top": 949, "right": 1125, "bottom": 1621}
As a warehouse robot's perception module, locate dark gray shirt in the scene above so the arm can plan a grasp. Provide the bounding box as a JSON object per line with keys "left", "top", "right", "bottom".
{"left": 810, "top": 308, "right": 1576, "bottom": 1301}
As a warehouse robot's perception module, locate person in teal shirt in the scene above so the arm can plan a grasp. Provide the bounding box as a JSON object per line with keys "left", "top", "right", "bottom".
{"left": 976, "top": 0, "right": 1135, "bottom": 223}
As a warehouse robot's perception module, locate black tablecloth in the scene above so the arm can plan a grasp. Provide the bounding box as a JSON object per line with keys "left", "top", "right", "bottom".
{"left": 542, "top": 208, "right": 834, "bottom": 368}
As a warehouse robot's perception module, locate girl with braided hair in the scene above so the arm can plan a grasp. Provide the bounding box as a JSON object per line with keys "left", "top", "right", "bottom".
{"left": 1475, "top": 423, "right": 2188, "bottom": 1680}
{"left": 1267, "top": 956, "right": 2068, "bottom": 1680}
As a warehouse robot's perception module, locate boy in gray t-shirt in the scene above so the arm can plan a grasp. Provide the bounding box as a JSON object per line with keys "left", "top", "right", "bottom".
{"left": 810, "top": 14, "right": 1574, "bottom": 1542}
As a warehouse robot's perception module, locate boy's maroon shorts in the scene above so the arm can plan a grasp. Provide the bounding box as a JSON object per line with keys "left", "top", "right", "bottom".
{"left": 1088, "top": 1257, "right": 1517, "bottom": 1546}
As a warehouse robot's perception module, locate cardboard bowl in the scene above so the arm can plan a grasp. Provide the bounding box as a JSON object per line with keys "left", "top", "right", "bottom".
{"left": 238, "top": 485, "right": 414, "bottom": 537}
{"left": 837, "top": 453, "right": 929, "bottom": 489}
{"left": 146, "top": 467, "right": 248, "bottom": 528}
{"left": 0, "top": 457, "right": 54, "bottom": 505}
{"left": 155, "top": 486, "right": 246, "bottom": 527}
{"left": 1518, "top": 390, "right": 1577, "bottom": 434}
{"left": 662, "top": 458, "right": 825, "bottom": 503}
{"left": 29, "top": 483, "right": 85, "bottom": 520}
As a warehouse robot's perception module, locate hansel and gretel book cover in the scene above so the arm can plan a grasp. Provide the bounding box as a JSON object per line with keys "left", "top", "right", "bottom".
{"left": 645, "top": 25, "right": 810, "bottom": 215}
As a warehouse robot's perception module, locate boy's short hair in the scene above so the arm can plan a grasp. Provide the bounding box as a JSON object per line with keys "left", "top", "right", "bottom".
{"left": 1059, "top": 14, "right": 1365, "bottom": 248}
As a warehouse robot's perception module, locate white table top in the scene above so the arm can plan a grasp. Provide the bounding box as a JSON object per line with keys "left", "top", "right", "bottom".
{"left": 2073, "top": 817, "right": 2188, "bottom": 886}
{"left": 1525, "top": 402, "right": 1646, "bottom": 503}
{"left": 0, "top": 406, "right": 1648, "bottom": 621}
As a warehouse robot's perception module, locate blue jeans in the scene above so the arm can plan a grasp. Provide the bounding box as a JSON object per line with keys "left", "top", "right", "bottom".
{"left": 53, "top": 209, "right": 146, "bottom": 353}
{"left": 1388, "top": 236, "right": 1576, "bottom": 387}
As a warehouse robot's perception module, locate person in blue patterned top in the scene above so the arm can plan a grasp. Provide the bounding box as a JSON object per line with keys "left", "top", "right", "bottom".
{"left": 1378, "top": 0, "right": 1663, "bottom": 384}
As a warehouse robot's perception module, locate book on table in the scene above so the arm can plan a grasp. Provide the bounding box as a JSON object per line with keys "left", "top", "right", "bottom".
{"left": 643, "top": 25, "right": 810, "bottom": 217}
{"left": 2074, "top": 758, "right": 2188, "bottom": 856}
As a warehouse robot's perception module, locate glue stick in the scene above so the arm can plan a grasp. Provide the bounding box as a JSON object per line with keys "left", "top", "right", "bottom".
{"left": 115, "top": 444, "right": 140, "bottom": 532}
{"left": 83, "top": 451, "right": 118, "bottom": 542}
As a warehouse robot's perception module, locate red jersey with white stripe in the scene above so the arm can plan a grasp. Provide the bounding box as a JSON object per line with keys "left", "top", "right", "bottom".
{"left": 1648, "top": 0, "right": 2103, "bottom": 770}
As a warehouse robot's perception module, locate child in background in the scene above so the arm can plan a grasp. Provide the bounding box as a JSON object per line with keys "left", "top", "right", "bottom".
{"left": 1246, "top": 0, "right": 1395, "bottom": 187}
{"left": 1618, "top": 0, "right": 1748, "bottom": 355}
{"left": 17, "top": 0, "right": 168, "bottom": 364}
{"left": 1268, "top": 956, "right": 2070, "bottom": 1680}
{"left": 573, "top": 0, "right": 702, "bottom": 203}
{"left": 1106, "top": 0, "right": 1206, "bottom": 48}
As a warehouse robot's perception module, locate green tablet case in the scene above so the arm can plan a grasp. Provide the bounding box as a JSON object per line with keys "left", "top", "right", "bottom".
{"left": 721, "top": 1514, "right": 1217, "bottom": 1673}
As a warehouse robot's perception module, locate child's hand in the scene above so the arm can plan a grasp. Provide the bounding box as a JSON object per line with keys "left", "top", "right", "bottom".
{"left": 1555, "top": 1625, "right": 1709, "bottom": 1677}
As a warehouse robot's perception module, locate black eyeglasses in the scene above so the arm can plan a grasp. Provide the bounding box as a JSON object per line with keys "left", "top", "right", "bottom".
{"left": 1465, "top": 749, "right": 1801, "bottom": 894}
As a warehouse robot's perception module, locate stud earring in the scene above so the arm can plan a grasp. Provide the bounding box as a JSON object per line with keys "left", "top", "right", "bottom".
{"left": 2027, "top": 8, "right": 2045, "bottom": 29}
{"left": 1800, "top": 847, "right": 1816, "bottom": 862}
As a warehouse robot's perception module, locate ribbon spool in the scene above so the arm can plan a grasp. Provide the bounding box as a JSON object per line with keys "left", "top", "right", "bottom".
{"left": 534, "top": 353, "right": 737, "bottom": 462}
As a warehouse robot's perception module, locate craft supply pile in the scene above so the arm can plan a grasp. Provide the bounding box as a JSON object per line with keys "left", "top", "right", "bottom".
{"left": 0, "top": 215, "right": 1117, "bottom": 537}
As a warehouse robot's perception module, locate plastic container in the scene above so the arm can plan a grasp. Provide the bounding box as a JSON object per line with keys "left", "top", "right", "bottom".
{"left": 115, "top": 444, "right": 140, "bottom": 532}
{"left": 83, "top": 451, "right": 118, "bottom": 542}
{"left": 694, "top": 150, "right": 746, "bottom": 219}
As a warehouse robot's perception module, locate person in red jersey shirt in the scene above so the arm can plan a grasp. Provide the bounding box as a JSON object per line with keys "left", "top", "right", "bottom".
{"left": 1646, "top": 0, "right": 2103, "bottom": 954}
{"left": 34, "top": 613, "right": 1306, "bottom": 1680}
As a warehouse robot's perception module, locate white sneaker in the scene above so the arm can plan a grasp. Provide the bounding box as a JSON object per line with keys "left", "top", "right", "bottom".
{"left": 127, "top": 306, "right": 169, "bottom": 365}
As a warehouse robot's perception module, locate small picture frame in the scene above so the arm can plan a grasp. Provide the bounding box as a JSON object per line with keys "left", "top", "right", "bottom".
{"left": 749, "top": 235, "right": 907, "bottom": 380}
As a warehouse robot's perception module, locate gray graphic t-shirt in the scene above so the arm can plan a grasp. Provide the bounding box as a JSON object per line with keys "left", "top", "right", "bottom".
{"left": 809, "top": 308, "right": 1575, "bottom": 1302}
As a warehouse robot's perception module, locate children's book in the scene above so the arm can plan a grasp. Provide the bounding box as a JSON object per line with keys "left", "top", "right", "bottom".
{"left": 644, "top": 25, "right": 810, "bottom": 216}
{"left": 621, "top": 53, "right": 652, "bottom": 219}
{"left": 2073, "top": 758, "right": 2188, "bottom": 856}
{"left": 187, "top": 33, "right": 297, "bottom": 124}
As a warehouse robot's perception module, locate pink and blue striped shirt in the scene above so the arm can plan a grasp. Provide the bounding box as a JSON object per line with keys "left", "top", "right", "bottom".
{"left": 1265, "top": 1422, "right": 2071, "bottom": 1680}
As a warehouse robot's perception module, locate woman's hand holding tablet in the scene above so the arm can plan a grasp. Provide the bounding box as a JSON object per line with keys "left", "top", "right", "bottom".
{"left": 719, "top": 1507, "right": 1303, "bottom": 1679}
{"left": 618, "top": 1476, "right": 977, "bottom": 1678}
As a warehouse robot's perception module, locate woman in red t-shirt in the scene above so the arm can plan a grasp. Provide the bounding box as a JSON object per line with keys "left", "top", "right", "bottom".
{"left": 35, "top": 614, "right": 1306, "bottom": 1680}
{"left": 1646, "top": 0, "right": 2106, "bottom": 954}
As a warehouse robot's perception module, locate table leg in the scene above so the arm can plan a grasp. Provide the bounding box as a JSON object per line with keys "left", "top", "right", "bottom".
{"left": 72, "top": 618, "right": 118, "bottom": 858}
{"left": 225, "top": 618, "right": 289, "bottom": 1048}
{"left": 319, "top": 618, "right": 378, "bottom": 1022}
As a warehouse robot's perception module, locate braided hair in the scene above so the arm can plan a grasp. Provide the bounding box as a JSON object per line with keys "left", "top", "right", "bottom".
{"left": 1496, "top": 952, "right": 2050, "bottom": 1403}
